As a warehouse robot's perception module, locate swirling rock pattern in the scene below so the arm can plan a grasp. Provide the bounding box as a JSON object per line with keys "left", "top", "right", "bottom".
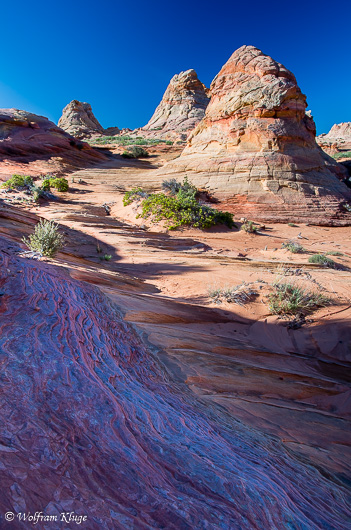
{"left": 0, "top": 235, "right": 350, "bottom": 528}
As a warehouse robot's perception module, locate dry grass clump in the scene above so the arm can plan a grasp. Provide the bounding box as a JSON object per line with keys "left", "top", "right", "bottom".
{"left": 268, "top": 281, "right": 330, "bottom": 317}
{"left": 282, "top": 240, "right": 305, "bottom": 253}
{"left": 308, "top": 254, "right": 336, "bottom": 268}
{"left": 209, "top": 283, "right": 258, "bottom": 305}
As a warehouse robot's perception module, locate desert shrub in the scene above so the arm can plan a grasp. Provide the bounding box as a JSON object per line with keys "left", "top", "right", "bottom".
{"left": 41, "top": 177, "right": 68, "bottom": 192}
{"left": 308, "top": 254, "right": 335, "bottom": 268}
{"left": 100, "top": 254, "right": 112, "bottom": 261}
{"left": 209, "top": 283, "right": 257, "bottom": 305}
{"left": 41, "top": 177, "right": 69, "bottom": 192}
{"left": 333, "top": 151, "right": 351, "bottom": 160}
{"left": 1, "top": 174, "right": 33, "bottom": 189}
{"left": 282, "top": 240, "right": 305, "bottom": 253}
{"left": 122, "top": 146, "right": 149, "bottom": 158}
{"left": 50, "top": 178, "right": 69, "bottom": 192}
{"left": 123, "top": 182, "right": 235, "bottom": 230}
{"left": 89, "top": 135, "right": 172, "bottom": 147}
{"left": 138, "top": 193, "right": 234, "bottom": 230}
{"left": 22, "top": 219, "right": 64, "bottom": 257}
{"left": 288, "top": 222, "right": 298, "bottom": 227}
{"left": 241, "top": 220, "right": 258, "bottom": 233}
{"left": 326, "top": 251, "right": 343, "bottom": 256}
{"left": 268, "top": 282, "right": 330, "bottom": 316}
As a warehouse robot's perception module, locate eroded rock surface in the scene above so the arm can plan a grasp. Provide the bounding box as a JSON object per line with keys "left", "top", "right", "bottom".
{"left": 155, "top": 46, "right": 351, "bottom": 224}
{"left": 139, "top": 69, "right": 210, "bottom": 140}
{"left": 0, "top": 227, "right": 350, "bottom": 528}
{"left": 0, "top": 108, "right": 107, "bottom": 176}
{"left": 317, "top": 122, "right": 351, "bottom": 155}
{"left": 58, "top": 100, "right": 109, "bottom": 139}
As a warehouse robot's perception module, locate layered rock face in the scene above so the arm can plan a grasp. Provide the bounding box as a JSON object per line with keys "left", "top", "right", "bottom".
{"left": 140, "top": 69, "right": 210, "bottom": 140}
{"left": 317, "top": 122, "right": 351, "bottom": 155}
{"left": 0, "top": 108, "right": 106, "bottom": 176}
{"left": 58, "top": 100, "right": 111, "bottom": 139}
{"left": 157, "top": 46, "right": 351, "bottom": 224}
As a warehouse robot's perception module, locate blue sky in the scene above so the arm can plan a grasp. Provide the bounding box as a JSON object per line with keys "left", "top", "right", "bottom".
{"left": 1, "top": 0, "right": 350, "bottom": 134}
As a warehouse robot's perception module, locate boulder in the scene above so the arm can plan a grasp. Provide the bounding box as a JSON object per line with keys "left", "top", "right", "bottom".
{"left": 58, "top": 100, "right": 107, "bottom": 139}
{"left": 317, "top": 122, "right": 351, "bottom": 155}
{"left": 141, "top": 69, "right": 210, "bottom": 140}
{"left": 155, "top": 46, "right": 351, "bottom": 225}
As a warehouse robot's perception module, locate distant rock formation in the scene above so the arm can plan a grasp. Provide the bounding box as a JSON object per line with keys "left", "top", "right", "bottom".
{"left": 317, "top": 123, "right": 351, "bottom": 155}
{"left": 140, "top": 69, "right": 210, "bottom": 140}
{"left": 155, "top": 46, "right": 350, "bottom": 225}
{"left": 58, "top": 100, "right": 109, "bottom": 139}
{"left": 0, "top": 108, "right": 107, "bottom": 176}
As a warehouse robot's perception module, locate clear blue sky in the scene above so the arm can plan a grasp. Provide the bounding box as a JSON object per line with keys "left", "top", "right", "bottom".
{"left": 1, "top": 0, "right": 350, "bottom": 134}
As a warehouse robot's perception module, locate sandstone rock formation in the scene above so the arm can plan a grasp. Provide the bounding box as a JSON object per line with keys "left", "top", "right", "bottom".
{"left": 0, "top": 108, "right": 107, "bottom": 176}
{"left": 140, "top": 69, "right": 210, "bottom": 140}
{"left": 58, "top": 100, "right": 110, "bottom": 139}
{"left": 317, "top": 122, "right": 351, "bottom": 155}
{"left": 155, "top": 46, "right": 351, "bottom": 224}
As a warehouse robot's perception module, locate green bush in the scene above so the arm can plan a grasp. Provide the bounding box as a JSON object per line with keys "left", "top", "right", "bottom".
{"left": 41, "top": 177, "right": 69, "bottom": 192}
{"left": 1, "top": 174, "right": 33, "bottom": 189}
{"left": 332, "top": 151, "right": 351, "bottom": 160}
{"left": 122, "top": 146, "right": 149, "bottom": 159}
{"left": 22, "top": 219, "right": 64, "bottom": 257}
{"left": 282, "top": 240, "right": 305, "bottom": 253}
{"left": 308, "top": 254, "right": 335, "bottom": 268}
{"left": 268, "top": 282, "right": 330, "bottom": 316}
{"left": 124, "top": 180, "right": 235, "bottom": 230}
{"left": 88, "top": 135, "right": 173, "bottom": 147}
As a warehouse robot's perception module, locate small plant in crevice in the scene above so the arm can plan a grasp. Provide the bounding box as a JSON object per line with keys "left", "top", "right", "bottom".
{"left": 308, "top": 254, "right": 336, "bottom": 268}
{"left": 22, "top": 219, "right": 64, "bottom": 257}
{"left": 282, "top": 240, "right": 305, "bottom": 253}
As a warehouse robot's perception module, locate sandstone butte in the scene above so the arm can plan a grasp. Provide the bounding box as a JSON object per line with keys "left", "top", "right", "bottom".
{"left": 58, "top": 100, "right": 120, "bottom": 139}
{"left": 138, "top": 69, "right": 210, "bottom": 140}
{"left": 154, "top": 45, "right": 351, "bottom": 225}
{"left": 0, "top": 108, "right": 107, "bottom": 176}
{"left": 317, "top": 122, "right": 351, "bottom": 155}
